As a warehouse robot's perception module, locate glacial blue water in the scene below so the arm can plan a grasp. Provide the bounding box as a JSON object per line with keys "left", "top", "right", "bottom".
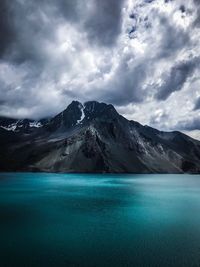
{"left": 0, "top": 173, "right": 200, "bottom": 267}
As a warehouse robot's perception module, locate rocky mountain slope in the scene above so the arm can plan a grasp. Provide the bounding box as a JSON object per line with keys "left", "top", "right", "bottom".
{"left": 1, "top": 100, "right": 200, "bottom": 173}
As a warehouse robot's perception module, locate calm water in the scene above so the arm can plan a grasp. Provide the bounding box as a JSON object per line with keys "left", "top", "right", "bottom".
{"left": 0, "top": 173, "right": 200, "bottom": 267}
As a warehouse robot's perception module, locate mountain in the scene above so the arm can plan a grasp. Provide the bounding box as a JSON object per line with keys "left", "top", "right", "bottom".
{"left": 0, "top": 100, "right": 200, "bottom": 173}
{"left": 0, "top": 116, "right": 48, "bottom": 133}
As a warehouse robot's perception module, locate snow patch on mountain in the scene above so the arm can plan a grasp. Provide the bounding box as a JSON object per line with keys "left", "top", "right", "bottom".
{"left": 77, "top": 104, "right": 85, "bottom": 124}
{"left": 1, "top": 123, "right": 18, "bottom": 131}
{"left": 0, "top": 120, "right": 43, "bottom": 131}
{"left": 29, "top": 121, "right": 42, "bottom": 128}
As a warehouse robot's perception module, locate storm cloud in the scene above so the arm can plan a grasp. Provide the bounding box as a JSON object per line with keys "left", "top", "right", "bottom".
{"left": 155, "top": 58, "right": 199, "bottom": 101}
{"left": 0, "top": 0, "right": 200, "bottom": 138}
{"left": 194, "top": 97, "right": 200, "bottom": 111}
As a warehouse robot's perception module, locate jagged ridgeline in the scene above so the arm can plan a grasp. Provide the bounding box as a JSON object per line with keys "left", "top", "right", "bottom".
{"left": 0, "top": 101, "right": 200, "bottom": 173}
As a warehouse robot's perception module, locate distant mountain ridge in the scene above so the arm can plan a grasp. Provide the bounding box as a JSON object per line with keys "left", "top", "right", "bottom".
{"left": 1, "top": 100, "right": 200, "bottom": 173}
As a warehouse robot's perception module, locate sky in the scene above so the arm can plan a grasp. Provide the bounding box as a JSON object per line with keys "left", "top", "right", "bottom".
{"left": 0, "top": 0, "right": 200, "bottom": 139}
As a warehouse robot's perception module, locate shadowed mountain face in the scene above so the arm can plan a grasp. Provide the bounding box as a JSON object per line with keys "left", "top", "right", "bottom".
{"left": 1, "top": 100, "right": 200, "bottom": 173}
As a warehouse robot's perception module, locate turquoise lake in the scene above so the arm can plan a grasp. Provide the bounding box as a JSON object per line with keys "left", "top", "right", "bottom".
{"left": 0, "top": 173, "right": 200, "bottom": 267}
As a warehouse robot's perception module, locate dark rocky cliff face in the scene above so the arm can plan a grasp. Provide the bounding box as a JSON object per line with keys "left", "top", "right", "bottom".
{"left": 1, "top": 100, "right": 200, "bottom": 173}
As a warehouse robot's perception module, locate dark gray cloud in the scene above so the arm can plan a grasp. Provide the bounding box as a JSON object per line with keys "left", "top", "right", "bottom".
{"left": 191, "top": 0, "right": 200, "bottom": 28}
{"left": 0, "top": 0, "right": 125, "bottom": 63}
{"left": 40, "top": 0, "right": 125, "bottom": 47}
{"left": 193, "top": 97, "right": 200, "bottom": 110}
{"left": 0, "top": 0, "right": 200, "bottom": 137}
{"left": 84, "top": 0, "right": 125, "bottom": 46}
{"left": 0, "top": 1, "right": 16, "bottom": 58}
{"left": 175, "top": 117, "right": 200, "bottom": 131}
{"left": 0, "top": 1, "right": 55, "bottom": 64}
{"left": 155, "top": 58, "right": 199, "bottom": 101}
{"left": 97, "top": 53, "right": 149, "bottom": 106}
{"left": 158, "top": 16, "right": 191, "bottom": 58}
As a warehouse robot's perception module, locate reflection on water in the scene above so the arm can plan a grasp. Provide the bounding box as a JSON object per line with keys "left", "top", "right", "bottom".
{"left": 0, "top": 173, "right": 200, "bottom": 267}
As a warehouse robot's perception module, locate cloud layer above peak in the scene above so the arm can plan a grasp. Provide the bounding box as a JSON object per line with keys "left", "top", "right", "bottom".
{"left": 0, "top": 0, "right": 200, "bottom": 137}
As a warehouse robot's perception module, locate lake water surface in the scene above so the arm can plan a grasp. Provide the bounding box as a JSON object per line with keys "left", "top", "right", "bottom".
{"left": 0, "top": 173, "right": 200, "bottom": 267}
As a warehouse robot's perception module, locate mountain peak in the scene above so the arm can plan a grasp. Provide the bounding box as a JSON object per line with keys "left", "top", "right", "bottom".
{"left": 46, "top": 100, "right": 120, "bottom": 132}
{"left": 68, "top": 100, "right": 82, "bottom": 108}
{"left": 1, "top": 99, "right": 200, "bottom": 173}
{"left": 84, "top": 100, "right": 114, "bottom": 109}
{"left": 83, "top": 101, "right": 119, "bottom": 121}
